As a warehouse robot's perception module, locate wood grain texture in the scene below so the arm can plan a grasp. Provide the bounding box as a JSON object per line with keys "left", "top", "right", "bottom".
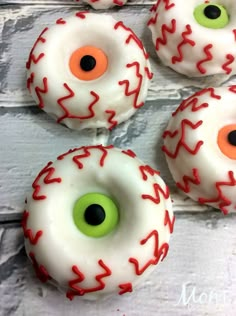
{"left": 1, "top": 214, "right": 236, "bottom": 316}
{"left": 1, "top": 2, "right": 236, "bottom": 315}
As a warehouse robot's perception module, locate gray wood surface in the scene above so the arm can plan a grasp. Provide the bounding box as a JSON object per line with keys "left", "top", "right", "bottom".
{"left": 0, "top": 1, "right": 236, "bottom": 315}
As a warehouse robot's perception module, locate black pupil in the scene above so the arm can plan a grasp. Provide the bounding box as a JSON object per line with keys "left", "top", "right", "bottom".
{"left": 84, "top": 204, "right": 106, "bottom": 226}
{"left": 204, "top": 5, "right": 221, "bottom": 19}
{"left": 80, "top": 55, "right": 96, "bottom": 72}
{"left": 227, "top": 130, "right": 236, "bottom": 146}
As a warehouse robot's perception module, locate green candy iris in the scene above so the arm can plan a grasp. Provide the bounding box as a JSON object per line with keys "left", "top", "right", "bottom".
{"left": 73, "top": 193, "right": 119, "bottom": 238}
{"left": 194, "top": 3, "right": 229, "bottom": 29}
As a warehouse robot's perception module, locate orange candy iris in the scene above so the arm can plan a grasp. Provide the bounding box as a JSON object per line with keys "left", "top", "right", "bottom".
{"left": 69, "top": 46, "right": 108, "bottom": 81}
{"left": 217, "top": 124, "right": 236, "bottom": 159}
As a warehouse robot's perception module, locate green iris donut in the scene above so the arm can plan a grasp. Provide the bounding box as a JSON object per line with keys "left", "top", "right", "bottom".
{"left": 73, "top": 192, "right": 119, "bottom": 238}
{"left": 194, "top": 3, "right": 229, "bottom": 29}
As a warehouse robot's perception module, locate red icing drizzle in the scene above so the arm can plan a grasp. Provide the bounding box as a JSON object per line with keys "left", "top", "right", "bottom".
{"left": 75, "top": 12, "right": 88, "bottom": 19}
{"left": 32, "top": 161, "right": 62, "bottom": 200}
{"left": 172, "top": 87, "right": 221, "bottom": 117}
{"left": 114, "top": 21, "right": 149, "bottom": 60}
{"left": 172, "top": 24, "right": 195, "bottom": 64}
{"left": 150, "top": 0, "right": 175, "bottom": 13}
{"left": 222, "top": 54, "right": 235, "bottom": 75}
{"left": 105, "top": 109, "right": 118, "bottom": 130}
{"left": 176, "top": 168, "right": 201, "bottom": 193}
{"left": 56, "top": 18, "right": 66, "bottom": 24}
{"left": 142, "top": 182, "right": 170, "bottom": 204}
{"left": 164, "top": 210, "right": 175, "bottom": 234}
{"left": 139, "top": 165, "right": 160, "bottom": 181}
{"left": 196, "top": 44, "right": 213, "bottom": 74}
{"left": 73, "top": 145, "right": 114, "bottom": 169}
{"left": 154, "top": 19, "right": 176, "bottom": 51}
{"left": 29, "top": 252, "right": 51, "bottom": 283}
{"left": 66, "top": 260, "right": 112, "bottom": 300}
{"left": 129, "top": 230, "right": 169, "bottom": 275}
{"left": 34, "top": 77, "right": 48, "bottom": 109}
{"left": 27, "top": 72, "right": 35, "bottom": 93}
{"left": 57, "top": 148, "right": 80, "bottom": 160}
{"left": 162, "top": 119, "right": 204, "bottom": 159}
{"left": 119, "top": 62, "right": 144, "bottom": 109}
{"left": 113, "top": 0, "right": 124, "bottom": 6}
{"left": 121, "top": 149, "right": 137, "bottom": 158}
{"left": 198, "top": 171, "right": 236, "bottom": 215}
{"left": 118, "top": 283, "right": 133, "bottom": 295}
{"left": 26, "top": 27, "right": 48, "bottom": 70}
{"left": 22, "top": 210, "right": 43, "bottom": 245}
{"left": 229, "top": 85, "right": 236, "bottom": 93}
{"left": 57, "top": 83, "right": 99, "bottom": 124}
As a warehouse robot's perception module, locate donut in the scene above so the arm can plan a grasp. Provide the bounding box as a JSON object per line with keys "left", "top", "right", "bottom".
{"left": 26, "top": 12, "right": 152, "bottom": 130}
{"left": 148, "top": 0, "right": 236, "bottom": 77}
{"left": 81, "top": 0, "right": 127, "bottom": 9}
{"left": 22, "top": 145, "right": 174, "bottom": 300}
{"left": 162, "top": 86, "right": 236, "bottom": 214}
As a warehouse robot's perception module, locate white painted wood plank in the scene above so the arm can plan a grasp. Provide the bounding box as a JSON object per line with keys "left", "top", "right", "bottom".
{"left": 1, "top": 214, "right": 236, "bottom": 316}
{"left": 0, "top": 102, "right": 213, "bottom": 220}
{"left": 1, "top": 5, "right": 235, "bottom": 107}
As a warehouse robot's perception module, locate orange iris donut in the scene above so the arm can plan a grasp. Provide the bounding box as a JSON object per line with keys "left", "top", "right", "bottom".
{"left": 26, "top": 12, "right": 152, "bottom": 130}
{"left": 163, "top": 86, "right": 236, "bottom": 214}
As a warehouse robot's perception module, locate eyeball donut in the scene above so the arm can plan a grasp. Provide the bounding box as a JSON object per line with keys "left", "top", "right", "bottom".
{"left": 148, "top": 0, "right": 236, "bottom": 77}
{"left": 162, "top": 86, "right": 236, "bottom": 214}
{"left": 22, "top": 145, "right": 174, "bottom": 300}
{"left": 26, "top": 12, "right": 152, "bottom": 130}
{"left": 81, "top": 0, "right": 128, "bottom": 9}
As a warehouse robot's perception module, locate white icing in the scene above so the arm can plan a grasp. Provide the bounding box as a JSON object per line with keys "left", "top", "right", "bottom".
{"left": 26, "top": 13, "right": 151, "bottom": 130}
{"left": 24, "top": 146, "right": 173, "bottom": 300}
{"left": 148, "top": 0, "right": 236, "bottom": 77}
{"left": 82, "top": 0, "right": 127, "bottom": 9}
{"left": 163, "top": 86, "right": 236, "bottom": 213}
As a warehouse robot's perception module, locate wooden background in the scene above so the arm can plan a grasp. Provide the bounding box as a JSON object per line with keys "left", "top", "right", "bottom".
{"left": 0, "top": 1, "right": 236, "bottom": 315}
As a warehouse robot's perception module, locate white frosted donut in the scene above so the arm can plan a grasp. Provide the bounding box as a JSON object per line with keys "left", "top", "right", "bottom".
{"left": 22, "top": 145, "right": 174, "bottom": 300}
{"left": 162, "top": 86, "right": 236, "bottom": 214}
{"left": 81, "top": 0, "right": 127, "bottom": 9}
{"left": 26, "top": 12, "right": 152, "bottom": 130}
{"left": 148, "top": 0, "right": 236, "bottom": 77}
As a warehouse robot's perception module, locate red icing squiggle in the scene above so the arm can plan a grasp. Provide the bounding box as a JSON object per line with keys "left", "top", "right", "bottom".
{"left": 22, "top": 210, "right": 43, "bottom": 245}
{"left": 172, "top": 24, "right": 195, "bottom": 64}
{"left": 114, "top": 21, "right": 149, "bottom": 60}
{"left": 73, "top": 145, "right": 114, "bottom": 169}
{"left": 222, "top": 54, "right": 235, "bottom": 75}
{"left": 162, "top": 119, "right": 204, "bottom": 159}
{"left": 56, "top": 18, "right": 66, "bottom": 24}
{"left": 75, "top": 12, "right": 88, "bottom": 19}
{"left": 196, "top": 44, "right": 213, "bottom": 74}
{"left": 172, "top": 87, "right": 221, "bottom": 117}
{"left": 26, "top": 27, "right": 48, "bottom": 70}
{"left": 229, "top": 85, "right": 236, "bottom": 94}
{"left": 32, "top": 161, "right": 62, "bottom": 200}
{"left": 27, "top": 72, "right": 35, "bottom": 93}
{"left": 164, "top": 210, "right": 175, "bottom": 234}
{"left": 139, "top": 165, "right": 160, "bottom": 181}
{"left": 119, "top": 62, "right": 144, "bottom": 109}
{"left": 57, "top": 83, "right": 99, "bottom": 124}
{"left": 66, "top": 260, "right": 112, "bottom": 300}
{"left": 105, "top": 110, "right": 118, "bottom": 130}
{"left": 129, "top": 230, "right": 169, "bottom": 275}
{"left": 150, "top": 0, "right": 175, "bottom": 13}
{"left": 35, "top": 77, "right": 48, "bottom": 109}
{"left": 118, "top": 283, "right": 133, "bottom": 295}
{"left": 57, "top": 148, "right": 80, "bottom": 160}
{"left": 154, "top": 19, "right": 176, "bottom": 51}
{"left": 142, "top": 183, "right": 170, "bottom": 204}
{"left": 121, "top": 149, "right": 137, "bottom": 158}
{"left": 176, "top": 168, "right": 201, "bottom": 193}
{"left": 198, "top": 171, "right": 236, "bottom": 215}
{"left": 29, "top": 252, "right": 51, "bottom": 283}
